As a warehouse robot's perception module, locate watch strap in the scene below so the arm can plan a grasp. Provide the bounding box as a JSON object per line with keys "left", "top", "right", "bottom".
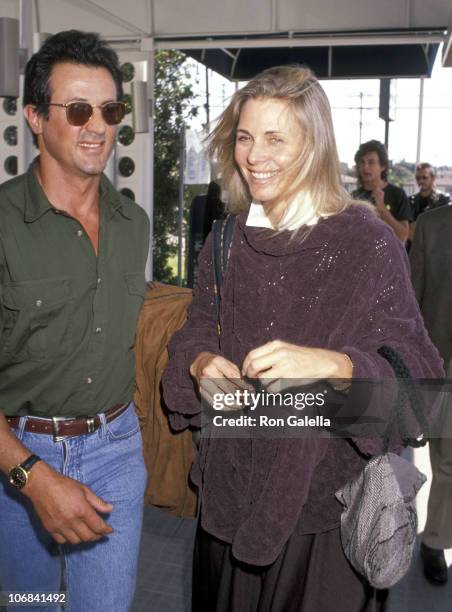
{"left": 19, "top": 454, "right": 41, "bottom": 472}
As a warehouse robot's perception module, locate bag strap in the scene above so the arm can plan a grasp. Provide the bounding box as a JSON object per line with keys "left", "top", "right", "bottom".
{"left": 212, "top": 213, "right": 236, "bottom": 311}
{"left": 377, "top": 345, "right": 429, "bottom": 451}
{"left": 192, "top": 214, "right": 236, "bottom": 451}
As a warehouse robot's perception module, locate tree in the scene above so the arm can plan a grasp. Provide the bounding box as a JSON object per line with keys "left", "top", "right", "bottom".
{"left": 153, "top": 50, "right": 198, "bottom": 282}
{"left": 389, "top": 159, "right": 414, "bottom": 188}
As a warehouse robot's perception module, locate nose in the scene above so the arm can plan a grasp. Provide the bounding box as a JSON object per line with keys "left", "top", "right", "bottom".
{"left": 247, "top": 139, "right": 268, "bottom": 165}
{"left": 85, "top": 107, "right": 106, "bottom": 134}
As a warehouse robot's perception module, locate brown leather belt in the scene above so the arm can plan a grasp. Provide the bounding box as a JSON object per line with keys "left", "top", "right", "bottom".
{"left": 6, "top": 403, "right": 129, "bottom": 441}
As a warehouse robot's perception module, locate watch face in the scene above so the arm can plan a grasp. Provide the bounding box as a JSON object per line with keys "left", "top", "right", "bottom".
{"left": 9, "top": 466, "right": 28, "bottom": 488}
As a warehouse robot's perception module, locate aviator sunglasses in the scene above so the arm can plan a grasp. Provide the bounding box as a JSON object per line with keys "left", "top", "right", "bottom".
{"left": 44, "top": 101, "right": 126, "bottom": 126}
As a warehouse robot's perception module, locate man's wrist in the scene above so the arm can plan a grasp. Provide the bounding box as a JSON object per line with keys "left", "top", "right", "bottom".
{"left": 8, "top": 454, "right": 42, "bottom": 490}
{"left": 20, "top": 459, "right": 53, "bottom": 497}
{"left": 376, "top": 203, "right": 390, "bottom": 218}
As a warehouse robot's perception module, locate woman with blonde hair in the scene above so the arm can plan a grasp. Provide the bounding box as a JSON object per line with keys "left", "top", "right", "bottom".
{"left": 162, "top": 65, "right": 442, "bottom": 611}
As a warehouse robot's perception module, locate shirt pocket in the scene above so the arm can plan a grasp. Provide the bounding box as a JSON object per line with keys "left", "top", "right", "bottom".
{"left": 2, "top": 277, "right": 74, "bottom": 362}
{"left": 123, "top": 272, "right": 146, "bottom": 349}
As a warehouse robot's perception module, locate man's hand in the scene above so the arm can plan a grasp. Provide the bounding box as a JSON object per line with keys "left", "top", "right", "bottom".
{"left": 372, "top": 188, "right": 409, "bottom": 242}
{"left": 23, "top": 461, "right": 113, "bottom": 545}
{"left": 372, "top": 188, "right": 386, "bottom": 214}
{"left": 190, "top": 352, "right": 251, "bottom": 410}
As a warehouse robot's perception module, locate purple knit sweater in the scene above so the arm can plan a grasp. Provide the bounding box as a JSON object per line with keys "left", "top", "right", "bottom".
{"left": 162, "top": 203, "right": 443, "bottom": 566}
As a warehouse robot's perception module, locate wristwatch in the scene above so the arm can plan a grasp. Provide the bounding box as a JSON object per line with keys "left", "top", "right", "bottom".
{"left": 8, "top": 454, "right": 42, "bottom": 489}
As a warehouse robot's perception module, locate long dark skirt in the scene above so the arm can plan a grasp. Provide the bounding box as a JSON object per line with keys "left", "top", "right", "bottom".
{"left": 193, "top": 526, "right": 388, "bottom": 612}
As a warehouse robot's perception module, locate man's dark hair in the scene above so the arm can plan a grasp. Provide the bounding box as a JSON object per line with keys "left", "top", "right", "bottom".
{"left": 354, "top": 139, "right": 389, "bottom": 181}
{"left": 23, "top": 30, "right": 123, "bottom": 145}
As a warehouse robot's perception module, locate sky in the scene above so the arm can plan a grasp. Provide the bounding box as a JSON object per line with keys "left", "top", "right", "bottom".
{"left": 187, "top": 46, "right": 452, "bottom": 169}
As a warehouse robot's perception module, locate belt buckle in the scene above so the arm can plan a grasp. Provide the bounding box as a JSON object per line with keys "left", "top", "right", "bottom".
{"left": 86, "top": 415, "right": 96, "bottom": 434}
{"left": 52, "top": 416, "right": 69, "bottom": 443}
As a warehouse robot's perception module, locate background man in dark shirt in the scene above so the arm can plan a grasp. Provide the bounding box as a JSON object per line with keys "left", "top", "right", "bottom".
{"left": 408, "top": 162, "right": 450, "bottom": 243}
{"left": 0, "top": 31, "right": 150, "bottom": 611}
{"left": 411, "top": 162, "right": 450, "bottom": 218}
{"left": 352, "top": 139, "right": 411, "bottom": 243}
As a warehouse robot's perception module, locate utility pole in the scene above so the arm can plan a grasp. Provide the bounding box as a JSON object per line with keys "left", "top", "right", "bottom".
{"left": 379, "top": 79, "right": 392, "bottom": 150}
{"left": 177, "top": 128, "right": 185, "bottom": 287}
{"left": 205, "top": 66, "right": 210, "bottom": 130}
{"left": 416, "top": 77, "right": 425, "bottom": 164}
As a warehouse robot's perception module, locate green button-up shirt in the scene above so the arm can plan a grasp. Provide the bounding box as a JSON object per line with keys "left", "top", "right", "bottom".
{"left": 0, "top": 161, "right": 150, "bottom": 417}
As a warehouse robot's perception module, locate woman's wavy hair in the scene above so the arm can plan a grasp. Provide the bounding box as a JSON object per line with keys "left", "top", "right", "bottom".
{"left": 207, "top": 65, "right": 350, "bottom": 226}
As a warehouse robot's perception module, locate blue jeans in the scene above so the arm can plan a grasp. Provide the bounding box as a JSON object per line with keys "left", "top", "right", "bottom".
{"left": 0, "top": 403, "right": 147, "bottom": 612}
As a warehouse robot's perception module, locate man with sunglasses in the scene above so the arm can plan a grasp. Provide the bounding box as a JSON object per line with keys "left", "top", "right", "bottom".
{"left": 407, "top": 163, "right": 450, "bottom": 249}
{"left": 0, "top": 30, "right": 150, "bottom": 611}
{"left": 411, "top": 163, "right": 450, "bottom": 217}
{"left": 410, "top": 162, "right": 449, "bottom": 222}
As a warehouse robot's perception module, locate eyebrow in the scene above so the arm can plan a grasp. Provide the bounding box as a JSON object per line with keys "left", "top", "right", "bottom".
{"left": 236, "top": 128, "right": 284, "bottom": 135}
{"left": 66, "top": 97, "right": 117, "bottom": 104}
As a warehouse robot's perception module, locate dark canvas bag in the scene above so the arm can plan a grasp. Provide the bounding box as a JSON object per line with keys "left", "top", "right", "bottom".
{"left": 336, "top": 451, "right": 426, "bottom": 589}
{"left": 335, "top": 346, "right": 429, "bottom": 589}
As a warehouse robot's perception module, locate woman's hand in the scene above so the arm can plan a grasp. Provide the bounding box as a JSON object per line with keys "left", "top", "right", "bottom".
{"left": 242, "top": 340, "right": 353, "bottom": 392}
{"left": 190, "top": 352, "right": 251, "bottom": 410}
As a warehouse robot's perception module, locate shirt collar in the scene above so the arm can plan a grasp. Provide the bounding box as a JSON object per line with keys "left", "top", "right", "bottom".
{"left": 99, "top": 173, "right": 132, "bottom": 220}
{"left": 24, "top": 159, "right": 53, "bottom": 222}
{"left": 245, "top": 196, "right": 319, "bottom": 230}
{"left": 24, "top": 157, "right": 132, "bottom": 223}
{"left": 245, "top": 202, "right": 274, "bottom": 228}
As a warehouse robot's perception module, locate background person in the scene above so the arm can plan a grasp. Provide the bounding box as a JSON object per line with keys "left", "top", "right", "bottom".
{"left": 187, "top": 180, "right": 224, "bottom": 288}
{"left": 352, "top": 139, "right": 411, "bottom": 243}
{"left": 408, "top": 162, "right": 450, "bottom": 243}
{"left": 0, "top": 30, "right": 150, "bottom": 611}
{"left": 162, "top": 66, "right": 443, "bottom": 612}
{"left": 410, "top": 205, "right": 452, "bottom": 586}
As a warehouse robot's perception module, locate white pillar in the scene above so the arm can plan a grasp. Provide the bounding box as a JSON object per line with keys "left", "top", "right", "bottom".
{"left": 416, "top": 77, "right": 425, "bottom": 164}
